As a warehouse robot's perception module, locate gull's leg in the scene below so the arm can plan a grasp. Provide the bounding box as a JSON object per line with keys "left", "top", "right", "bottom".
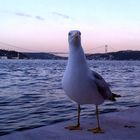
{"left": 88, "top": 105, "right": 104, "bottom": 133}
{"left": 65, "top": 104, "right": 82, "bottom": 130}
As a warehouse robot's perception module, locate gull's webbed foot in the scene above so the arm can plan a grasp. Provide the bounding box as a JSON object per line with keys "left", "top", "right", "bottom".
{"left": 88, "top": 127, "right": 104, "bottom": 133}
{"left": 124, "top": 125, "right": 135, "bottom": 128}
{"left": 65, "top": 125, "right": 82, "bottom": 130}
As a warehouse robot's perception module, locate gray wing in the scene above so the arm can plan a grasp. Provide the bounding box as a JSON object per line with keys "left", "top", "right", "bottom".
{"left": 91, "top": 70, "right": 115, "bottom": 101}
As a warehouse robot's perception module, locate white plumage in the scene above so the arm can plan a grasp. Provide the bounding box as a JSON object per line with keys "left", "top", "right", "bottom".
{"left": 62, "top": 30, "right": 114, "bottom": 105}
{"left": 62, "top": 30, "right": 120, "bottom": 132}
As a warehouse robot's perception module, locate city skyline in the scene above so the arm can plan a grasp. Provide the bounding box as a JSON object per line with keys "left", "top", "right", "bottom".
{"left": 0, "top": 0, "right": 140, "bottom": 53}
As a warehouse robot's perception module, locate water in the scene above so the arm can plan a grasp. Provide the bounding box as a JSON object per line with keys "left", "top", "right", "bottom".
{"left": 0, "top": 60, "right": 140, "bottom": 135}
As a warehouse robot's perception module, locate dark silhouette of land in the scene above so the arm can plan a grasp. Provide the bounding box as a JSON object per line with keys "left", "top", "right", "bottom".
{"left": 86, "top": 50, "right": 140, "bottom": 60}
{"left": 0, "top": 49, "right": 28, "bottom": 59}
{"left": 24, "top": 52, "right": 66, "bottom": 60}
{"left": 0, "top": 49, "right": 140, "bottom": 60}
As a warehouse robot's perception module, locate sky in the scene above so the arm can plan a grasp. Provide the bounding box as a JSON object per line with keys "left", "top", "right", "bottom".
{"left": 0, "top": 0, "right": 140, "bottom": 53}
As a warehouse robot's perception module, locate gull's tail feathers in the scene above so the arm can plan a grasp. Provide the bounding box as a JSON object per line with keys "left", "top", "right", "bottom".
{"left": 109, "top": 93, "right": 121, "bottom": 101}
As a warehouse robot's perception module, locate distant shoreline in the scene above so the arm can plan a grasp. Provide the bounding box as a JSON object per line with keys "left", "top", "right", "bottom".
{"left": 0, "top": 49, "right": 140, "bottom": 60}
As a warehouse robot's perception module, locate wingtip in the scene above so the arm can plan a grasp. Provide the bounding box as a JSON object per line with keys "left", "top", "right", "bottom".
{"left": 112, "top": 93, "right": 121, "bottom": 98}
{"left": 109, "top": 93, "right": 121, "bottom": 101}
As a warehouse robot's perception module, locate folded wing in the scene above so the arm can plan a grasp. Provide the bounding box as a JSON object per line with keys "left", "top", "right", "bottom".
{"left": 91, "top": 71, "right": 117, "bottom": 101}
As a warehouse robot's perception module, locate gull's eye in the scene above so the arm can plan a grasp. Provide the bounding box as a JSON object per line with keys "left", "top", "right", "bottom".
{"left": 68, "top": 32, "right": 71, "bottom": 36}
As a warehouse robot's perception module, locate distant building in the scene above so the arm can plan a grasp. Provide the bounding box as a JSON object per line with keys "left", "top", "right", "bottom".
{"left": 0, "top": 56, "right": 8, "bottom": 59}
{"left": 12, "top": 52, "right": 19, "bottom": 59}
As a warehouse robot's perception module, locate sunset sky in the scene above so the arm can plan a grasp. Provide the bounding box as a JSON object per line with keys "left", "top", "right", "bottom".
{"left": 0, "top": 0, "right": 140, "bottom": 53}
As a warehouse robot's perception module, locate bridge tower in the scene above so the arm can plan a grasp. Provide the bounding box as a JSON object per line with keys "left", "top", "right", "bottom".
{"left": 105, "top": 45, "right": 108, "bottom": 53}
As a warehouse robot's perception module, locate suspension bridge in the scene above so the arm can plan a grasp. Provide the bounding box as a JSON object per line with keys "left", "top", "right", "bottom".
{"left": 0, "top": 41, "right": 117, "bottom": 56}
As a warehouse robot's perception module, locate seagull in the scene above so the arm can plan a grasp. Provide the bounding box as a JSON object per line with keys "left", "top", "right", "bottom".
{"left": 62, "top": 30, "right": 120, "bottom": 133}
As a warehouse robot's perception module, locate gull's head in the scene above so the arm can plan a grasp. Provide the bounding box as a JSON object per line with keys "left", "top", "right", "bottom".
{"left": 68, "top": 30, "right": 81, "bottom": 46}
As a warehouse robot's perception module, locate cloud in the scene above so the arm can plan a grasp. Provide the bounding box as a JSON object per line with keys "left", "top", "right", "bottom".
{"left": 15, "top": 12, "right": 45, "bottom": 21}
{"left": 15, "top": 12, "right": 32, "bottom": 18}
{"left": 52, "top": 12, "right": 72, "bottom": 19}
{"left": 35, "top": 16, "right": 45, "bottom": 21}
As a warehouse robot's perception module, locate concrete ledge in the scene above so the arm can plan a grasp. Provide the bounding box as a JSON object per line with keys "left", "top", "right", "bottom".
{"left": 0, "top": 107, "right": 140, "bottom": 140}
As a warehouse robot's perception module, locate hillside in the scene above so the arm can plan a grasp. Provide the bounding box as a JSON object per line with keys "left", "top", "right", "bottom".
{"left": 86, "top": 50, "right": 140, "bottom": 60}
{"left": 0, "top": 49, "right": 66, "bottom": 60}
{"left": 23, "top": 52, "right": 66, "bottom": 60}
{"left": 0, "top": 49, "right": 29, "bottom": 59}
{"left": 1, "top": 49, "right": 140, "bottom": 60}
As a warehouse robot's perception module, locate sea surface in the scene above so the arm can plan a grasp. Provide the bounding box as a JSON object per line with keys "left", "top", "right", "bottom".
{"left": 0, "top": 60, "right": 140, "bottom": 136}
